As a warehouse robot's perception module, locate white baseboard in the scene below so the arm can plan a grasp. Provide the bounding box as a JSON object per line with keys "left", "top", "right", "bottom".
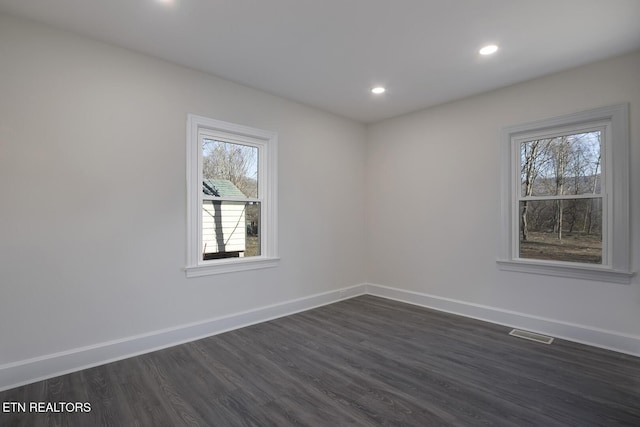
{"left": 3, "top": 282, "right": 638, "bottom": 392}
{"left": 365, "top": 283, "right": 640, "bottom": 358}
{"left": 0, "top": 284, "right": 367, "bottom": 392}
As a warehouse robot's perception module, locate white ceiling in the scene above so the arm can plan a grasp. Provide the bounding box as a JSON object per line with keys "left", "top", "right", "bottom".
{"left": 1, "top": 0, "right": 639, "bottom": 123}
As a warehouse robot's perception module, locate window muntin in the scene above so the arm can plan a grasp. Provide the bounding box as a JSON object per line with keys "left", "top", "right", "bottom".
{"left": 186, "top": 115, "right": 278, "bottom": 277}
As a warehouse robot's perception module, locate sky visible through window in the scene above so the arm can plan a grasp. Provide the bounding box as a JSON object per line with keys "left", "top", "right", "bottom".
{"left": 520, "top": 131, "right": 601, "bottom": 197}
{"left": 202, "top": 138, "right": 258, "bottom": 198}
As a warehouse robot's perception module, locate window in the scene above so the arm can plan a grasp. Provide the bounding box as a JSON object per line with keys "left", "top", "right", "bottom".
{"left": 185, "top": 115, "right": 278, "bottom": 277}
{"left": 497, "top": 104, "right": 632, "bottom": 283}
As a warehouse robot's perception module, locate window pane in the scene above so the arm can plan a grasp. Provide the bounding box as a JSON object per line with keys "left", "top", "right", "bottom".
{"left": 520, "top": 131, "right": 601, "bottom": 197}
{"left": 202, "top": 139, "right": 258, "bottom": 198}
{"left": 202, "top": 201, "right": 261, "bottom": 260}
{"left": 519, "top": 198, "right": 602, "bottom": 264}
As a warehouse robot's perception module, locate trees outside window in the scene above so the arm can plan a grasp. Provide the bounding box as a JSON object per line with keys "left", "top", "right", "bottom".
{"left": 202, "top": 139, "right": 260, "bottom": 259}
{"left": 518, "top": 131, "right": 602, "bottom": 264}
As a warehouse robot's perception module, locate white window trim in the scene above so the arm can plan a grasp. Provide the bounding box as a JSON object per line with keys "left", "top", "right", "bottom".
{"left": 185, "top": 114, "right": 279, "bottom": 277}
{"left": 497, "top": 104, "right": 633, "bottom": 284}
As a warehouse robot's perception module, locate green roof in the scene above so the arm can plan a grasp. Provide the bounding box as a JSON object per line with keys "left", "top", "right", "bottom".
{"left": 203, "top": 179, "right": 246, "bottom": 197}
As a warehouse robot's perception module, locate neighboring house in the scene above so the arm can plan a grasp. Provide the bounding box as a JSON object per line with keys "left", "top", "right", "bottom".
{"left": 202, "top": 179, "right": 246, "bottom": 259}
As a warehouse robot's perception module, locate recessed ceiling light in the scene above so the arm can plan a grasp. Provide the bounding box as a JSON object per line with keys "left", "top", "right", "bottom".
{"left": 371, "top": 87, "right": 386, "bottom": 95}
{"left": 479, "top": 44, "right": 499, "bottom": 55}
{"left": 156, "top": 0, "right": 175, "bottom": 5}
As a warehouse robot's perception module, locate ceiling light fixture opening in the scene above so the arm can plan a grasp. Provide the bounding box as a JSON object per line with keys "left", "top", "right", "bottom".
{"left": 371, "top": 87, "right": 386, "bottom": 95}
{"left": 479, "top": 44, "right": 499, "bottom": 55}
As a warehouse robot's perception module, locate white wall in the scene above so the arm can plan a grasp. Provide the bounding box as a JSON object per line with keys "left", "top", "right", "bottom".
{"left": 366, "top": 51, "right": 640, "bottom": 337}
{"left": 0, "top": 14, "right": 367, "bottom": 366}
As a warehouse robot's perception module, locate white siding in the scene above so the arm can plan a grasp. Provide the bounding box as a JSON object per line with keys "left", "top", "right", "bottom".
{"left": 202, "top": 201, "right": 246, "bottom": 254}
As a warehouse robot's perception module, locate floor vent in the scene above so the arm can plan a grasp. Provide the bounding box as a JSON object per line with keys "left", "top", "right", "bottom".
{"left": 509, "top": 329, "right": 554, "bottom": 345}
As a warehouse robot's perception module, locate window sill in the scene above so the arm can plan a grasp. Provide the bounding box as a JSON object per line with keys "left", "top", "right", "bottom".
{"left": 496, "top": 259, "right": 634, "bottom": 284}
{"left": 185, "top": 257, "right": 280, "bottom": 278}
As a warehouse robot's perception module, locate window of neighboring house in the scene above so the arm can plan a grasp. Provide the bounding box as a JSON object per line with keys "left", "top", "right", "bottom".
{"left": 497, "top": 104, "right": 633, "bottom": 284}
{"left": 185, "top": 115, "right": 278, "bottom": 277}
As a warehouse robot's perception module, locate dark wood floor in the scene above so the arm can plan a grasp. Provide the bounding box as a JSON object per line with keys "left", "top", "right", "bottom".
{"left": 1, "top": 295, "right": 639, "bottom": 426}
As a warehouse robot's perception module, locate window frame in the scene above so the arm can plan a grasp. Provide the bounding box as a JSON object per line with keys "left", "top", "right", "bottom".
{"left": 497, "top": 104, "right": 632, "bottom": 284}
{"left": 185, "top": 114, "right": 279, "bottom": 277}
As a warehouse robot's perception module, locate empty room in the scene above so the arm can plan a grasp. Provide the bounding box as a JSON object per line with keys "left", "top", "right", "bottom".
{"left": 1, "top": 0, "right": 639, "bottom": 425}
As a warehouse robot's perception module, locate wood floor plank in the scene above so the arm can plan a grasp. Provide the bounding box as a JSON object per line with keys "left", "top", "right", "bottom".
{"left": 1, "top": 295, "right": 639, "bottom": 426}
